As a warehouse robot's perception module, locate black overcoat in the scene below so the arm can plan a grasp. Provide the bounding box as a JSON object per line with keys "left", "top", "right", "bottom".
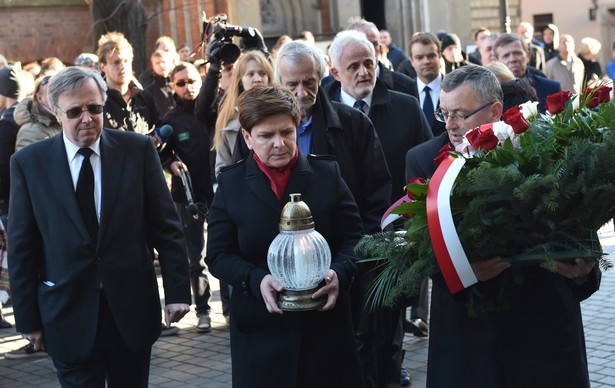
{"left": 206, "top": 153, "right": 365, "bottom": 388}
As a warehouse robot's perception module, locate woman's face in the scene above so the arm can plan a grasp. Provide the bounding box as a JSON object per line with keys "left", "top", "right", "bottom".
{"left": 241, "top": 59, "right": 269, "bottom": 91}
{"left": 243, "top": 113, "right": 297, "bottom": 168}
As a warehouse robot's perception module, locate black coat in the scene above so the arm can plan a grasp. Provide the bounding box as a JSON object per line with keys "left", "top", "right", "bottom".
{"left": 206, "top": 153, "right": 365, "bottom": 388}
{"left": 405, "top": 132, "right": 599, "bottom": 388}
{"left": 326, "top": 79, "right": 433, "bottom": 201}
{"left": 378, "top": 62, "right": 419, "bottom": 99}
{"left": 309, "top": 88, "right": 391, "bottom": 233}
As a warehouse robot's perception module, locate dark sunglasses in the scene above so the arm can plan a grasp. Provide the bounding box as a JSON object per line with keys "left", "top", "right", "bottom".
{"left": 175, "top": 79, "right": 197, "bottom": 87}
{"left": 59, "top": 104, "right": 104, "bottom": 119}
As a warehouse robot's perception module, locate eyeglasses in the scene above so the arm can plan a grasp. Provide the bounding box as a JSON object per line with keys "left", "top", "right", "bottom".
{"left": 59, "top": 104, "right": 104, "bottom": 119}
{"left": 175, "top": 79, "right": 197, "bottom": 87}
{"left": 434, "top": 101, "right": 496, "bottom": 123}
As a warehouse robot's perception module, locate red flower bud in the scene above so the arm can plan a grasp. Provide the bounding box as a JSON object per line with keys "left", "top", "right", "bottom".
{"left": 466, "top": 124, "right": 499, "bottom": 150}
{"left": 502, "top": 106, "right": 529, "bottom": 134}
{"left": 546, "top": 91, "right": 573, "bottom": 114}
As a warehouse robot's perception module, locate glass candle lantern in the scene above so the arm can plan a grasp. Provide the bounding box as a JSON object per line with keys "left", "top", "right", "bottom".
{"left": 267, "top": 193, "right": 332, "bottom": 311}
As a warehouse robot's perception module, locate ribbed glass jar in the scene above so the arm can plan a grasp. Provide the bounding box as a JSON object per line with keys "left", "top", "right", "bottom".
{"left": 267, "top": 228, "right": 332, "bottom": 291}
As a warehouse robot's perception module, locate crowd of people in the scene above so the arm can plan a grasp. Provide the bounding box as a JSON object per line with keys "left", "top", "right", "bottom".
{"left": 0, "top": 15, "right": 606, "bottom": 388}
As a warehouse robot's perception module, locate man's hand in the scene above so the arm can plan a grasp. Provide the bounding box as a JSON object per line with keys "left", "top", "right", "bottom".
{"left": 170, "top": 161, "right": 187, "bottom": 177}
{"left": 164, "top": 303, "right": 190, "bottom": 327}
{"left": 541, "top": 258, "right": 596, "bottom": 280}
{"left": 471, "top": 257, "right": 511, "bottom": 281}
{"left": 260, "top": 274, "right": 284, "bottom": 315}
{"left": 22, "top": 330, "right": 45, "bottom": 352}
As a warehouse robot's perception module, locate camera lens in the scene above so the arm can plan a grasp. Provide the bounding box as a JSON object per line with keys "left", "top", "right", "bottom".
{"left": 219, "top": 43, "right": 241, "bottom": 64}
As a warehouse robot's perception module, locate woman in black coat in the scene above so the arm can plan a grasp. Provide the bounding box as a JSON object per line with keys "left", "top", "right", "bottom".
{"left": 205, "top": 85, "right": 365, "bottom": 388}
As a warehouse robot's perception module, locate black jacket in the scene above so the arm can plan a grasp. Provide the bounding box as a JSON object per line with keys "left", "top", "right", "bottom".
{"left": 0, "top": 102, "right": 18, "bottom": 214}
{"left": 103, "top": 81, "right": 159, "bottom": 133}
{"left": 160, "top": 96, "right": 213, "bottom": 206}
{"left": 309, "top": 88, "right": 391, "bottom": 233}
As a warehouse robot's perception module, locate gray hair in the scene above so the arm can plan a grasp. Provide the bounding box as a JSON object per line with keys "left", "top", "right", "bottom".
{"left": 47, "top": 66, "right": 107, "bottom": 110}
{"left": 274, "top": 40, "right": 328, "bottom": 82}
{"left": 346, "top": 16, "right": 378, "bottom": 34}
{"left": 329, "top": 30, "right": 375, "bottom": 70}
{"left": 441, "top": 65, "right": 503, "bottom": 105}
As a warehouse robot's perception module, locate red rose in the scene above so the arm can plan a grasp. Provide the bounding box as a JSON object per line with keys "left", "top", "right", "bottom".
{"left": 466, "top": 124, "right": 499, "bottom": 150}
{"left": 406, "top": 177, "right": 426, "bottom": 200}
{"left": 502, "top": 106, "right": 529, "bottom": 134}
{"left": 546, "top": 91, "right": 573, "bottom": 114}
{"left": 584, "top": 86, "right": 612, "bottom": 108}
{"left": 434, "top": 143, "right": 454, "bottom": 165}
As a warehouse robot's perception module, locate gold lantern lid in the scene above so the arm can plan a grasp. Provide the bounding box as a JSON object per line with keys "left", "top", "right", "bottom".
{"left": 279, "top": 193, "right": 314, "bottom": 231}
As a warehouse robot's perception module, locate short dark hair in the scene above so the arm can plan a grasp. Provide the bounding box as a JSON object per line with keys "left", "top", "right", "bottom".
{"left": 493, "top": 33, "right": 528, "bottom": 56}
{"left": 409, "top": 32, "right": 441, "bottom": 56}
{"left": 442, "top": 65, "right": 503, "bottom": 105}
{"left": 238, "top": 85, "right": 301, "bottom": 133}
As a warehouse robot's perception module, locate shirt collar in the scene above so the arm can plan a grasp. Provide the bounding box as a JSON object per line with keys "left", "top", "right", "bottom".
{"left": 339, "top": 87, "right": 373, "bottom": 110}
{"left": 64, "top": 132, "right": 102, "bottom": 162}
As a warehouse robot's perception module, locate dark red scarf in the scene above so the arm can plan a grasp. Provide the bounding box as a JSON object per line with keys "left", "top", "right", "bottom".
{"left": 253, "top": 149, "right": 299, "bottom": 202}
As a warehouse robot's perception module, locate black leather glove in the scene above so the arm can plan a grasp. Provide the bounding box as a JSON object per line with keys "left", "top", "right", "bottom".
{"left": 240, "top": 27, "right": 269, "bottom": 56}
{"left": 205, "top": 40, "right": 223, "bottom": 72}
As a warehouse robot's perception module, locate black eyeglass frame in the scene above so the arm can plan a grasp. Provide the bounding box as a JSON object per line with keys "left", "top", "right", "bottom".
{"left": 174, "top": 79, "right": 198, "bottom": 87}
{"left": 434, "top": 101, "right": 496, "bottom": 123}
{"left": 58, "top": 104, "right": 104, "bottom": 119}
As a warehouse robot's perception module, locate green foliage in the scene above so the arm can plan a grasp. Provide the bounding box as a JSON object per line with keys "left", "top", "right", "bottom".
{"left": 357, "top": 89, "right": 615, "bottom": 312}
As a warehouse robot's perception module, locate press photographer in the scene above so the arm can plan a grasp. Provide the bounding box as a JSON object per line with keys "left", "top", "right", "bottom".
{"left": 159, "top": 61, "right": 214, "bottom": 333}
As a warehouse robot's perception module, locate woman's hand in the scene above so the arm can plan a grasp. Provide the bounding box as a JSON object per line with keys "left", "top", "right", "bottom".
{"left": 260, "top": 274, "right": 284, "bottom": 315}
{"left": 312, "top": 269, "right": 339, "bottom": 311}
{"left": 471, "top": 257, "right": 511, "bottom": 281}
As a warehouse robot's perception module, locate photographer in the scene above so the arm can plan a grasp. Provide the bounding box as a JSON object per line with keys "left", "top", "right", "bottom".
{"left": 159, "top": 62, "right": 214, "bottom": 333}
{"left": 193, "top": 15, "right": 270, "bottom": 323}
{"left": 195, "top": 14, "right": 270, "bottom": 133}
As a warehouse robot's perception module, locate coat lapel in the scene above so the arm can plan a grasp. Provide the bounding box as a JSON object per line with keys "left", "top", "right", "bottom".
{"left": 98, "top": 130, "right": 123, "bottom": 246}
{"left": 44, "top": 135, "right": 91, "bottom": 242}
{"left": 244, "top": 153, "right": 313, "bottom": 211}
{"left": 245, "top": 155, "right": 284, "bottom": 213}
{"left": 283, "top": 153, "right": 312, "bottom": 202}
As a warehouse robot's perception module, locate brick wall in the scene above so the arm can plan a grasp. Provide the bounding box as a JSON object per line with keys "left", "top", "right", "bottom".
{"left": 0, "top": 5, "right": 93, "bottom": 65}
{"left": 0, "top": 0, "right": 226, "bottom": 71}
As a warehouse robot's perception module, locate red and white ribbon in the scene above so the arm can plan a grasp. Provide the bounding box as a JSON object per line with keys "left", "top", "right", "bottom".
{"left": 380, "top": 195, "right": 412, "bottom": 230}
{"left": 426, "top": 156, "right": 477, "bottom": 293}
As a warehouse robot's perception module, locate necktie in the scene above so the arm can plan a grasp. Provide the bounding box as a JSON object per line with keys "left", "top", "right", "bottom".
{"left": 423, "top": 86, "right": 435, "bottom": 127}
{"left": 76, "top": 148, "right": 98, "bottom": 244}
{"left": 353, "top": 99, "right": 368, "bottom": 115}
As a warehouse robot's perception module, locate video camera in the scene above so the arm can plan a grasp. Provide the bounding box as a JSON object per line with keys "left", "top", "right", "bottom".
{"left": 202, "top": 14, "right": 256, "bottom": 64}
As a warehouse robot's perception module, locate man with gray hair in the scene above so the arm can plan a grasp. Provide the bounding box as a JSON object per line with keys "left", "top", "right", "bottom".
{"left": 8, "top": 66, "right": 191, "bottom": 386}
{"left": 346, "top": 16, "right": 418, "bottom": 99}
{"left": 326, "top": 29, "right": 433, "bottom": 387}
{"left": 274, "top": 40, "right": 391, "bottom": 235}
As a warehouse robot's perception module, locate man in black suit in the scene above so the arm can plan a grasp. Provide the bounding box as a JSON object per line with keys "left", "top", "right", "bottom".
{"left": 8, "top": 66, "right": 191, "bottom": 387}
{"left": 405, "top": 65, "right": 598, "bottom": 388}
{"left": 326, "top": 29, "right": 433, "bottom": 387}
{"left": 409, "top": 32, "right": 447, "bottom": 137}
